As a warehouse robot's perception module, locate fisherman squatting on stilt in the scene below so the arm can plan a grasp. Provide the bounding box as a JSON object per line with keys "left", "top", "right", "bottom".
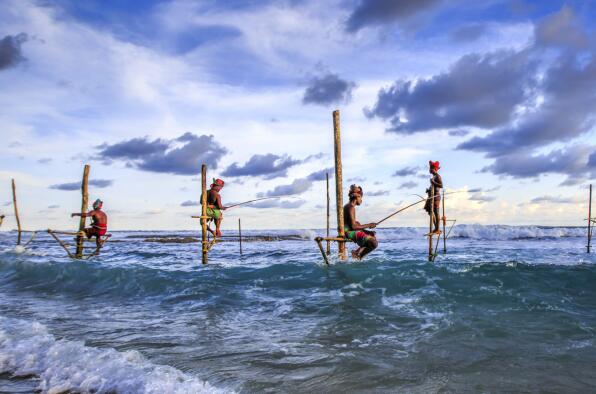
{"left": 424, "top": 161, "right": 443, "bottom": 235}
{"left": 343, "top": 184, "right": 378, "bottom": 260}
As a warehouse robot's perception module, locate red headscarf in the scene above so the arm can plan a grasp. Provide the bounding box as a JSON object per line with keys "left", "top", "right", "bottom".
{"left": 429, "top": 161, "right": 440, "bottom": 171}
{"left": 211, "top": 178, "right": 225, "bottom": 188}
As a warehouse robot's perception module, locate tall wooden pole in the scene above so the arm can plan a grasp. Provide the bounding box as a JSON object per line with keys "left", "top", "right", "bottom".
{"left": 238, "top": 218, "right": 243, "bottom": 256}
{"left": 588, "top": 184, "right": 592, "bottom": 254}
{"left": 428, "top": 185, "right": 434, "bottom": 262}
{"left": 11, "top": 179, "right": 22, "bottom": 245}
{"left": 76, "top": 165, "right": 90, "bottom": 258}
{"left": 442, "top": 190, "right": 447, "bottom": 254}
{"left": 326, "top": 172, "right": 330, "bottom": 255}
{"left": 333, "top": 110, "right": 346, "bottom": 259}
{"left": 201, "top": 164, "right": 208, "bottom": 264}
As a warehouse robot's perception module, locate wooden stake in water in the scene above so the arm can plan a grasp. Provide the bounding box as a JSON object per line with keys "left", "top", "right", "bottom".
{"left": 326, "top": 172, "right": 330, "bottom": 255}
{"left": 11, "top": 179, "right": 22, "bottom": 246}
{"left": 588, "top": 184, "right": 592, "bottom": 254}
{"left": 442, "top": 190, "right": 447, "bottom": 254}
{"left": 428, "top": 185, "right": 434, "bottom": 262}
{"left": 238, "top": 218, "right": 243, "bottom": 256}
{"left": 76, "top": 165, "right": 90, "bottom": 258}
{"left": 333, "top": 110, "right": 346, "bottom": 260}
{"left": 201, "top": 164, "right": 208, "bottom": 265}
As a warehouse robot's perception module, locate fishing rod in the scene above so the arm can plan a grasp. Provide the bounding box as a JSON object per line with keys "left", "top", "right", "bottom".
{"left": 375, "top": 191, "right": 467, "bottom": 226}
{"left": 225, "top": 196, "right": 282, "bottom": 210}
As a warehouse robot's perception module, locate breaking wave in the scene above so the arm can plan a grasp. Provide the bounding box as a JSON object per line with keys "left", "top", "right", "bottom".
{"left": 0, "top": 316, "right": 231, "bottom": 394}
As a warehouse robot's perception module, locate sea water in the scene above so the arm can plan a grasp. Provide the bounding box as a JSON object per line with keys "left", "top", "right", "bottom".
{"left": 0, "top": 225, "right": 595, "bottom": 393}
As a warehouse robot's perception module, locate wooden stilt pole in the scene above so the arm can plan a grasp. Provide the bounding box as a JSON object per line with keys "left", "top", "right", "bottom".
{"left": 588, "top": 184, "right": 592, "bottom": 254}
{"left": 315, "top": 237, "right": 330, "bottom": 265}
{"left": 76, "top": 165, "right": 90, "bottom": 258}
{"left": 333, "top": 110, "right": 346, "bottom": 260}
{"left": 429, "top": 185, "right": 434, "bottom": 262}
{"left": 201, "top": 164, "right": 208, "bottom": 264}
{"left": 326, "top": 172, "right": 331, "bottom": 255}
{"left": 11, "top": 179, "right": 22, "bottom": 246}
{"left": 238, "top": 218, "right": 243, "bottom": 256}
{"left": 442, "top": 189, "right": 447, "bottom": 254}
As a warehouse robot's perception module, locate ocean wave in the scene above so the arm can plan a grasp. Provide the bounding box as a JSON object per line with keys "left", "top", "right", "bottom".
{"left": 378, "top": 224, "right": 586, "bottom": 241}
{"left": 0, "top": 316, "right": 231, "bottom": 394}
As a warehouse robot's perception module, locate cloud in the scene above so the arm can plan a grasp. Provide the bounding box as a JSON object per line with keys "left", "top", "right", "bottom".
{"left": 398, "top": 181, "right": 418, "bottom": 189}
{"left": 95, "top": 133, "right": 227, "bottom": 175}
{"left": 450, "top": 24, "right": 487, "bottom": 42}
{"left": 368, "top": 190, "right": 390, "bottom": 196}
{"left": 347, "top": 176, "right": 366, "bottom": 183}
{"left": 260, "top": 178, "right": 313, "bottom": 197}
{"left": 530, "top": 195, "right": 575, "bottom": 204}
{"left": 306, "top": 168, "right": 334, "bottom": 181}
{"left": 222, "top": 153, "right": 300, "bottom": 178}
{"left": 448, "top": 129, "right": 469, "bottom": 137}
{"left": 345, "top": 0, "right": 441, "bottom": 32}
{"left": 0, "top": 33, "right": 28, "bottom": 70}
{"left": 392, "top": 166, "right": 420, "bottom": 177}
{"left": 180, "top": 200, "right": 199, "bottom": 207}
{"left": 480, "top": 145, "right": 595, "bottom": 185}
{"left": 47, "top": 204, "right": 60, "bottom": 209}
{"left": 534, "top": 5, "right": 588, "bottom": 49}
{"left": 365, "top": 49, "right": 534, "bottom": 134}
{"left": 257, "top": 168, "right": 330, "bottom": 197}
{"left": 50, "top": 179, "right": 114, "bottom": 191}
{"left": 469, "top": 193, "right": 496, "bottom": 202}
{"left": 38, "top": 158, "right": 53, "bottom": 164}
{"left": 250, "top": 199, "right": 306, "bottom": 209}
{"left": 302, "top": 73, "right": 356, "bottom": 106}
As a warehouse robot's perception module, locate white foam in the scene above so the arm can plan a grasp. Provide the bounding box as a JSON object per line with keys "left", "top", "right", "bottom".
{"left": 0, "top": 317, "right": 232, "bottom": 394}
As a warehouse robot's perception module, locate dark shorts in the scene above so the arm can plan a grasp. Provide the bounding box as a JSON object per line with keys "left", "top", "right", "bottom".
{"left": 86, "top": 227, "right": 107, "bottom": 238}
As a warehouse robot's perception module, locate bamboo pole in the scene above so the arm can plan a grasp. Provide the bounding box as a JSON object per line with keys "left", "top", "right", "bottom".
{"left": 428, "top": 185, "right": 434, "bottom": 262}
{"left": 315, "top": 237, "right": 330, "bottom": 265}
{"left": 238, "top": 218, "right": 243, "bottom": 256}
{"left": 11, "top": 179, "right": 22, "bottom": 245}
{"left": 442, "top": 190, "right": 447, "bottom": 254}
{"left": 333, "top": 110, "right": 346, "bottom": 259}
{"left": 588, "top": 184, "right": 592, "bottom": 254}
{"left": 76, "top": 165, "right": 90, "bottom": 258}
{"left": 326, "top": 172, "right": 330, "bottom": 255}
{"left": 201, "top": 164, "right": 208, "bottom": 264}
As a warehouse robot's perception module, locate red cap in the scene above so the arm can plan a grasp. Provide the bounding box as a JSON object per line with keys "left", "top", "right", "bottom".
{"left": 429, "top": 161, "right": 440, "bottom": 170}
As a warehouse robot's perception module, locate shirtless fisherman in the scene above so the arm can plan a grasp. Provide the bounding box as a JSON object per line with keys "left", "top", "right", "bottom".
{"left": 343, "top": 184, "right": 378, "bottom": 260}
{"left": 71, "top": 199, "right": 108, "bottom": 249}
{"left": 424, "top": 161, "right": 443, "bottom": 235}
{"left": 206, "top": 178, "right": 227, "bottom": 237}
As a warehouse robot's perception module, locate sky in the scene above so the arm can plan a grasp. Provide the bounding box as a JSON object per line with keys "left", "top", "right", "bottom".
{"left": 0, "top": 0, "right": 595, "bottom": 231}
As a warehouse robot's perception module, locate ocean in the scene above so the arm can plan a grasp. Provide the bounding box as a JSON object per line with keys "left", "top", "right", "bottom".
{"left": 0, "top": 225, "right": 595, "bottom": 393}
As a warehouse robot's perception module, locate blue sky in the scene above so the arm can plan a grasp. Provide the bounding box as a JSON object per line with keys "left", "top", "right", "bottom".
{"left": 0, "top": 0, "right": 595, "bottom": 230}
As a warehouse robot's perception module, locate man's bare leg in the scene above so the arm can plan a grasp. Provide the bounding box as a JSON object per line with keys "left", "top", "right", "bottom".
{"left": 215, "top": 218, "right": 222, "bottom": 237}
{"left": 358, "top": 238, "right": 379, "bottom": 259}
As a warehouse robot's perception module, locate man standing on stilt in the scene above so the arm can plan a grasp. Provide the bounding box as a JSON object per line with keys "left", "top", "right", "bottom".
{"left": 206, "top": 178, "right": 226, "bottom": 237}
{"left": 424, "top": 161, "right": 443, "bottom": 235}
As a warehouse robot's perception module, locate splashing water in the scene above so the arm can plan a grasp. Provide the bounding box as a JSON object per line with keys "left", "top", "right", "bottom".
{"left": 0, "top": 226, "right": 595, "bottom": 392}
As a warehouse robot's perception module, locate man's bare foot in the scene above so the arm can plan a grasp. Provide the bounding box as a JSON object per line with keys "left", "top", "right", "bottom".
{"left": 432, "top": 229, "right": 442, "bottom": 235}
{"left": 351, "top": 249, "right": 361, "bottom": 260}
{"left": 216, "top": 230, "right": 222, "bottom": 237}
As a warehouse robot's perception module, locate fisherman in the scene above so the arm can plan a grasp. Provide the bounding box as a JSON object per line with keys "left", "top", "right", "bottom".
{"left": 424, "top": 161, "right": 443, "bottom": 235}
{"left": 343, "top": 184, "right": 378, "bottom": 260}
{"left": 71, "top": 199, "right": 108, "bottom": 249}
{"left": 206, "top": 178, "right": 226, "bottom": 237}
{"left": 0, "top": 214, "right": 4, "bottom": 227}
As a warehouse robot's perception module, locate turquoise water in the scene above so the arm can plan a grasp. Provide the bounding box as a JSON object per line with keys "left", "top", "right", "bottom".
{"left": 0, "top": 225, "right": 595, "bottom": 393}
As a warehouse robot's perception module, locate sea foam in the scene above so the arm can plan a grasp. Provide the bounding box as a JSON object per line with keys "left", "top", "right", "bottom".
{"left": 0, "top": 316, "right": 231, "bottom": 394}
